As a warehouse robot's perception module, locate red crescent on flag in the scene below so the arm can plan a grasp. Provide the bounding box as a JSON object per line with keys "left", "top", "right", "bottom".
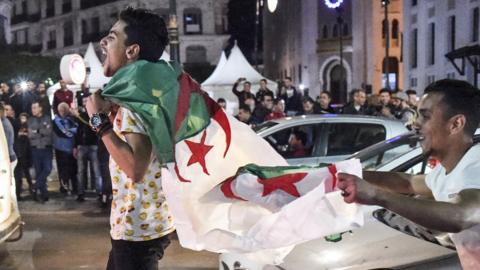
{"left": 174, "top": 73, "right": 232, "bottom": 183}
{"left": 328, "top": 164, "right": 338, "bottom": 190}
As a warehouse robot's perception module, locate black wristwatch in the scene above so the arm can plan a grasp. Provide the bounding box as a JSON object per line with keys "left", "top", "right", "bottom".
{"left": 89, "top": 113, "right": 109, "bottom": 132}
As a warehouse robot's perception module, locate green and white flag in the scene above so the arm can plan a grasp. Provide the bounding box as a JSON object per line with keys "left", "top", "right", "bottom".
{"left": 102, "top": 60, "right": 364, "bottom": 263}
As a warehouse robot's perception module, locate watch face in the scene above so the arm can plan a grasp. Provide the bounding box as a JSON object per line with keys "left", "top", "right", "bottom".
{"left": 91, "top": 115, "right": 102, "bottom": 128}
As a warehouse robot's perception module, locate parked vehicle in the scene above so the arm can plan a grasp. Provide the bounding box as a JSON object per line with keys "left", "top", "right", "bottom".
{"left": 219, "top": 131, "right": 480, "bottom": 270}
{"left": 0, "top": 120, "right": 23, "bottom": 243}
{"left": 255, "top": 114, "right": 408, "bottom": 165}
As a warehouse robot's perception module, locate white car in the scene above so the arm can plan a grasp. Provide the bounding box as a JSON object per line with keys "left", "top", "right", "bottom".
{"left": 254, "top": 115, "right": 408, "bottom": 166}
{"left": 0, "top": 120, "right": 23, "bottom": 243}
{"left": 220, "top": 132, "right": 480, "bottom": 270}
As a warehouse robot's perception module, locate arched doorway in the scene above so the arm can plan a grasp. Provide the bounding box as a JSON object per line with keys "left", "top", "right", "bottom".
{"left": 329, "top": 65, "right": 347, "bottom": 104}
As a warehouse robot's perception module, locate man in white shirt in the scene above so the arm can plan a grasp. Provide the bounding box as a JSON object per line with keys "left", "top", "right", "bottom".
{"left": 338, "top": 79, "right": 480, "bottom": 269}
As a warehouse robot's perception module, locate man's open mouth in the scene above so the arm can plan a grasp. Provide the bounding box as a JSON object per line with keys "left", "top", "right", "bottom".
{"left": 100, "top": 48, "right": 107, "bottom": 66}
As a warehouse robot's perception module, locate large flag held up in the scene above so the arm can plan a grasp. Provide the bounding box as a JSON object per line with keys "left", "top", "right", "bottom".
{"left": 102, "top": 60, "right": 364, "bottom": 263}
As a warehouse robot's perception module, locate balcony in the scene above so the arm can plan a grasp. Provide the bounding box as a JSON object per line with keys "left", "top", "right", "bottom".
{"left": 11, "top": 14, "right": 28, "bottom": 25}
{"left": 47, "top": 40, "right": 56, "bottom": 50}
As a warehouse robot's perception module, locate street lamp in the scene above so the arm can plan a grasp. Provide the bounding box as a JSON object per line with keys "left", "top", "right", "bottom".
{"left": 325, "top": 0, "right": 345, "bottom": 102}
{"left": 382, "top": 0, "right": 391, "bottom": 90}
{"left": 169, "top": 0, "right": 180, "bottom": 63}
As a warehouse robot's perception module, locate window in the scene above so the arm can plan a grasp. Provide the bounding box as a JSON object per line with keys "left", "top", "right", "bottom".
{"left": 62, "top": 0, "right": 72, "bottom": 14}
{"left": 392, "top": 19, "right": 399, "bottom": 39}
{"left": 382, "top": 19, "right": 388, "bottom": 39}
{"left": 343, "top": 23, "right": 348, "bottom": 36}
{"left": 186, "top": 45, "right": 207, "bottom": 63}
{"left": 332, "top": 24, "right": 338, "bottom": 37}
{"left": 327, "top": 123, "right": 386, "bottom": 156}
{"left": 410, "top": 77, "right": 418, "bottom": 87}
{"left": 412, "top": 0, "right": 417, "bottom": 6}
{"left": 91, "top": 17, "right": 100, "bottom": 34}
{"left": 46, "top": 0, "right": 55, "bottom": 18}
{"left": 473, "top": 8, "right": 479, "bottom": 42}
{"left": 263, "top": 124, "right": 322, "bottom": 159}
{"left": 183, "top": 8, "right": 202, "bottom": 34}
{"left": 428, "top": 23, "right": 435, "bottom": 65}
{"left": 411, "top": 28, "right": 417, "bottom": 68}
{"left": 15, "top": 29, "right": 26, "bottom": 44}
{"left": 47, "top": 30, "right": 56, "bottom": 49}
{"left": 427, "top": 75, "right": 436, "bottom": 84}
{"left": 322, "top": 25, "right": 328, "bottom": 39}
{"left": 448, "top": 16, "right": 456, "bottom": 52}
{"left": 63, "top": 21, "right": 73, "bottom": 47}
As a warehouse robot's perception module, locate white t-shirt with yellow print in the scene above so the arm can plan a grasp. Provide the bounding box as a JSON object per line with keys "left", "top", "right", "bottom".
{"left": 109, "top": 107, "right": 175, "bottom": 241}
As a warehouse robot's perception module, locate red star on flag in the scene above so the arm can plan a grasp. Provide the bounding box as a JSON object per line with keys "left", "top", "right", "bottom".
{"left": 185, "top": 130, "right": 214, "bottom": 175}
{"left": 257, "top": 173, "right": 308, "bottom": 197}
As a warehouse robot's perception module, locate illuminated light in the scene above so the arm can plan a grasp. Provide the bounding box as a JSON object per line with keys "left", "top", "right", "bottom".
{"left": 324, "top": 0, "right": 344, "bottom": 9}
{"left": 299, "top": 84, "right": 305, "bottom": 90}
{"left": 20, "top": 81, "right": 28, "bottom": 91}
{"left": 267, "top": 0, "right": 278, "bottom": 13}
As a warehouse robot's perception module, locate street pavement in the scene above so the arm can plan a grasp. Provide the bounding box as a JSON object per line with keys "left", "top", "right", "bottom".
{"left": 0, "top": 179, "right": 218, "bottom": 270}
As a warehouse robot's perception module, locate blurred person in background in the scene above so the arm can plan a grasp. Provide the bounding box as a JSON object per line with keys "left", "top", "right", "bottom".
{"left": 53, "top": 102, "right": 78, "bottom": 194}
{"left": 266, "top": 98, "right": 286, "bottom": 121}
{"left": 232, "top": 78, "right": 255, "bottom": 107}
{"left": 278, "top": 77, "right": 302, "bottom": 116}
{"left": 255, "top": 79, "right": 274, "bottom": 104}
{"left": 237, "top": 104, "right": 254, "bottom": 126}
{"left": 34, "top": 82, "right": 52, "bottom": 117}
{"left": 217, "top": 98, "right": 227, "bottom": 110}
{"left": 406, "top": 89, "right": 419, "bottom": 110}
{"left": 10, "top": 82, "right": 35, "bottom": 116}
{"left": 52, "top": 80, "right": 74, "bottom": 115}
{"left": 252, "top": 93, "right": 274, "bottom": 124}
{"left": 299, "top": 96, "right": 320, "bottom": 115}
{"left": 342, "top": 89, "right": 370, "bottom": 115}
{"left": 14, "top": 113, "right": 33, "bottom": 200}
{"left": 0, "top": 82, "right": 12, "bottom": 104}
{"left": 0, "top": 102, "right": 17, "bottom": 176}
{"left": 28, "top": 101, "right": 53, "bottom": 202}
{"left": 317, "top": 91, "right": 335, "bottom": 114}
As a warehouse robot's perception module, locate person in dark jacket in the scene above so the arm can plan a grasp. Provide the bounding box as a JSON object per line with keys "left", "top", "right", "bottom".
{"left": 232, "top": 78, "right": 255, "bottom": 107}
{"left": 342, "top": 89, "right": 371, "bottom": 115}
{"left": 317, "top": 91, "right": 336, "bottom": 114}
{"left": 278, "top": 77, "right": 302, "bottom": 115}
{"left": 14, "top": 113, "right": 33, "bottom": 199}
{"left": 255, "top": 79, "right": 274, "bottom": 104}
{"left": 53, "top": 102, "right": 78, "bottom": 194}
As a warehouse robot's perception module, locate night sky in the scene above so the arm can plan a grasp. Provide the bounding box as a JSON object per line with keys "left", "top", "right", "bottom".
{"left": 227, "top": 0, "right": 262, "bottom": 63}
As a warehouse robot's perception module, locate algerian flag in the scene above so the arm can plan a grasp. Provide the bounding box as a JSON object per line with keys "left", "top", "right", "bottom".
{"left": 102, "top": 60, "right": 364, "bottom": 263}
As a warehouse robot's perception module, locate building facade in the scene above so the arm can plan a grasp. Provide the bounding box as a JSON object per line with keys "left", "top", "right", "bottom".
{"left": 352, "top": 0, "right": 404, "bottom": 94}
{"left": 262, "top": 0, "right": 353, "bottom": 103}
{"left": 9, "top": 0, "right": 229, "bottom": 65}
{"left": 403, "top": 0, "right": 480, "bottom": 93}
{"left": 263, "top": 0, "right": 407, "bottom": 103}
{"left": 0, "top": 0, "right": 12, "bottom": 45}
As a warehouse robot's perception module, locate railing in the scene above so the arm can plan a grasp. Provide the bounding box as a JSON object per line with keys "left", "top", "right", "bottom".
{"left": 28, "top": 13, "right": 41, "bottom": 22}
{"left": 46, "top": 8, "right": 55, "bottom": 18}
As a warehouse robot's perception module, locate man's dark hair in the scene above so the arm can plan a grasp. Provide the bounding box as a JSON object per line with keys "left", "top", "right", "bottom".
{"left": 424, "top": 79, "right": 480, "bottom": 136}
{"left": 293, "top": 130, "right": 307, "bottom": 146}
{"left": 260, "top": 79, "right": 267, "bottom": 83}
{"left": 285, "top": 77, "right": 292, "bottom": 81}
{"left": 320, "top": 90, "right": 332, "bottom": 99}
{"left": 217, "top": 98, "right": 226, "bottom": 103}
{"left": 244, "top": 81, "right": 251, "bottom": 86}
{"left": 263, "top": 93, "right": 274, "bottom": 101}
{"left": 302, "top": 96, "right": 314, "bottom": 104}
{"left": 239, "top": 104, "right": 251, "bottom": 114}
{"left": 32, "top": 100, "right": 43, "bottom": 110}
{"left": 119, "top": 7, "right": 169, "bottom": 62}
{"left": 406, "top": 89, "right": 417, "bottom": 95}
{"left": 379, "top": 88, "right": 391, "bottom": 95}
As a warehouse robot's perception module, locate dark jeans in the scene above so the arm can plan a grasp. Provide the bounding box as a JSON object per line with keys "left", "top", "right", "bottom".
{"left": 55, "top": 150, "right": 77, "bottom": 193}
{"left": 77, "top": 145, "right": 102, "bottom": 195}
{"left": 98, "top": 142, "right": 111, "bottom": 196}
{"left": 14, "top": 158, "right": 32, "bottom": 197}
{"left": 106, "top": 236, "right": 171, "bottom": 270}
{"left": 31, "top": 147, "right": 53, "bottom": 199}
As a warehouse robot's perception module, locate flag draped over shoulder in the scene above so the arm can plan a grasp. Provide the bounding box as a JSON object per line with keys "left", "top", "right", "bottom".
{"left": 102, "top": 60, "right": 364, "bottom": 264}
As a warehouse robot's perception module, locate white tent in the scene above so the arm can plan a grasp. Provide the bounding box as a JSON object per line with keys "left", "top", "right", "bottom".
{"left": 202, "top": 51, "right": 227, "bottom": 85}
{"left": 201, "top": 43, "right": 276, "bottom": 113}
{"left": 84, "top": 42, "right": 110, "bottom": 90}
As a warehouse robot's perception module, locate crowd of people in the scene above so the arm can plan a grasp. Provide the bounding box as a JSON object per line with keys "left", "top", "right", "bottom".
{"left": 225, "top": 77, "right": 419, "bottom": 129}
{"left": 0, "top": 80, "right": 111, "bottom": 206}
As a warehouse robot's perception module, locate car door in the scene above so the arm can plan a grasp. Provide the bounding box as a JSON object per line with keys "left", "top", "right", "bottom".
{"left": 0, "top": 122, "right": 12, "bottom": 224}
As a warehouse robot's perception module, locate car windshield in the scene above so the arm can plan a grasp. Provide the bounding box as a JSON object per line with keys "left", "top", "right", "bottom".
{"left": 253, "top": 121, "right": 278, "bottom": 133}
{"left": 350, "top": 132, "right": 421, "bottom": 170}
